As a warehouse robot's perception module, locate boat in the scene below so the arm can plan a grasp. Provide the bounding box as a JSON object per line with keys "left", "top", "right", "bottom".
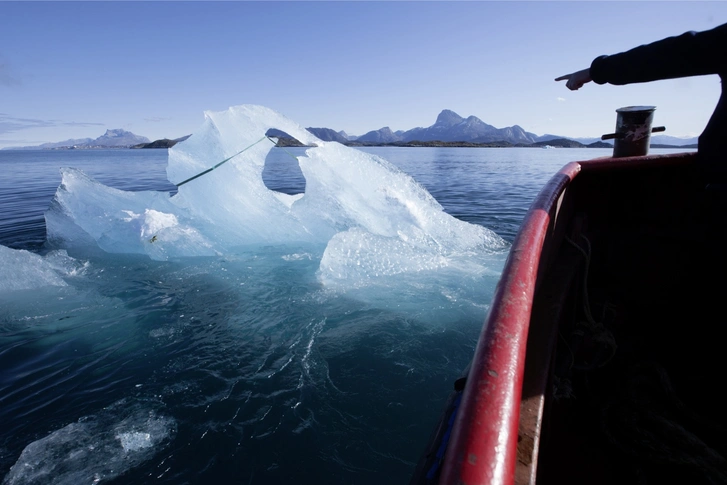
{"left": 411, "top": 149, "right": 727, "bottom": 484}
{"left": 542, "top": 145, "right": 555, "bottom": 149}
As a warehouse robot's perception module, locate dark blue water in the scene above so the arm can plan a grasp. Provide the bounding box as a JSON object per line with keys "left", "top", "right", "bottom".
{"left": 1, "top": 146, "right": 670, "bottom": 484}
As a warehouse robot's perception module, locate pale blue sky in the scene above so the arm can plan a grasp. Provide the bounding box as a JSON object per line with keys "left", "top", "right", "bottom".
{"left": 1, "top": 1, "right": 725, "bottom": 148}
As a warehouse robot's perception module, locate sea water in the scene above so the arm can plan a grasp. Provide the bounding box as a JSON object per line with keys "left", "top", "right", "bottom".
{"left": 0, "top": 108, "right": 685, "bottom": 484}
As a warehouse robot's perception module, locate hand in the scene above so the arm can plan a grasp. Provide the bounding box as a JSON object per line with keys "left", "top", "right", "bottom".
{"left": 555, "top": 69, "right": 592, "bottom": 90}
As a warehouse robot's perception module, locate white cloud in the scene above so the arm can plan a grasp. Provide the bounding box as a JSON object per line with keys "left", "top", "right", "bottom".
{"left": 557, "top": 97, "right": 566, "bottom": 102}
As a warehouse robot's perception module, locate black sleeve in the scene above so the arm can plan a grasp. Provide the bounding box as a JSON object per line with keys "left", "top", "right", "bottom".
{"left": 590, "top": 23, "right": 727, "bottom": 85}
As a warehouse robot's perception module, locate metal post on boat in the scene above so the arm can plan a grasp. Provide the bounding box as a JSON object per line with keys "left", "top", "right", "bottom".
{"left": 601, "top": 106, "right": 666, "bottom": 158}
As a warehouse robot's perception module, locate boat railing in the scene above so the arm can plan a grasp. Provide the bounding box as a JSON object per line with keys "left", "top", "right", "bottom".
{"left": 435, "top": 151, "right": 697, "bottom": 485}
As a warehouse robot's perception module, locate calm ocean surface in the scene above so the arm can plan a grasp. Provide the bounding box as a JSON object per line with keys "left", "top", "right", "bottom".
{"left": 0, "top": 146, "right": 683, "bottom": 484}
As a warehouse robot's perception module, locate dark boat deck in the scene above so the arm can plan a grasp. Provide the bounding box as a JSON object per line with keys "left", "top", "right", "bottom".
{"left": 415, "top": 152, "right": 727, "bottom": 485}
{"left": 532, "top": 158, "right": 727, "bottom": 484}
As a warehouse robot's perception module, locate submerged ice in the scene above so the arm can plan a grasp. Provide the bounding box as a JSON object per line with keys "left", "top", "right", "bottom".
{"left": 2, "top": 400, "right": 175, "bottom": 485}
{"left": 44, "top": 105, "right": 507, "bottom": 285}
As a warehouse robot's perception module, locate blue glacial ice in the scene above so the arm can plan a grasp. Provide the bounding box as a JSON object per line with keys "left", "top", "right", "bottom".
{"left": 0, "top": 246, "right": 88, "bottom": 292}
{"left": 43, "top": 105, "right": 507, "bottom": 288}
{"left": 2, "top": 399, "right": 175, "bottom": 485}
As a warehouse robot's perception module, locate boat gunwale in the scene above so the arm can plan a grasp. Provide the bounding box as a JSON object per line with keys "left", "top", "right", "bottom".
{"left": 437, "top": 151, "right": 698, "bottom": 485}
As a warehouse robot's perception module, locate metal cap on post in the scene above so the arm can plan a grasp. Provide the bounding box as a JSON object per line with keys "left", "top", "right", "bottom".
{"left": 601, "top": 106, "right": 665, "bottom": 158}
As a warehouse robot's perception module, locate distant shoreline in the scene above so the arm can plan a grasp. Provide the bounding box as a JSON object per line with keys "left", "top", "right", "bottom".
{"left": 273, "top": 138, "right": 697, "bottom": 150}
{"left": 2, "top": 144, "right": 698, "bottom": 151}
{"left": 2, "top": 139, "right": 698, "bottom": 151}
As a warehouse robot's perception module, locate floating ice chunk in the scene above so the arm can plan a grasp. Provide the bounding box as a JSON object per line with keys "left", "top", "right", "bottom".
{"left": 168, "top": 105, "right": 319, "bottom": 188}
{"left": 116, "top": 431, "right": 153, "bottom": 452}
{"left": 320, "top": 227, "right": 450, "bottom": 281}
{"left": 45, "top": 168, "right": 217, "bottom": 260}
{"left": 293, "top": 142, "right": 507, "bottom": 252}
{"left": 42, "top": 249, "right": 89, "bottom": 277}
{"left": 167, "top": 105, "right": 322, "bottom": 245}
{"left": 318, "top": 226, "right": 505, "bottom": 289}
{"left": 45, "top": 104, "right": 508, "bottom": 286}
{"left": 0, "top": 245, "right": 68, "bottom": 291}
{"left": 297, "top": 142, "right": 508, "bottom": 287}
{"left": 3, "top": 399, "right": 175, "bottom": 485}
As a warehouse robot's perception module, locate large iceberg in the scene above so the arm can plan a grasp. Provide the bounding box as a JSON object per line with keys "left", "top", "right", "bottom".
{"left": 45, "top": 105, "right": 507, "bottom": 286}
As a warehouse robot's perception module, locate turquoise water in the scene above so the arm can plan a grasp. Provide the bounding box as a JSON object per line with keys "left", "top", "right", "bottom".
{"left": 0, "top": 146, "right": 681, "bottom": 484}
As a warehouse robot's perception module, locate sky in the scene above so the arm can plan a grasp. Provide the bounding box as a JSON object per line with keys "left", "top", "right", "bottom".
{"left": 1, "top": 1, "right": 725, "bottom": 148}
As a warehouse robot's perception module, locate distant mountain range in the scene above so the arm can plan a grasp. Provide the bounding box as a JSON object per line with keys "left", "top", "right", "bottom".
{"left": 307, "top": 110, "right": 697, "bottom": 147}
{"left": 5, "top": 129, "right": 150, "bottom": 150}
{"left": 349, "top": 109, "right": 539, "bottom": 144}
{"left": 2, "top": 111, "right": 699, "bottom": 150}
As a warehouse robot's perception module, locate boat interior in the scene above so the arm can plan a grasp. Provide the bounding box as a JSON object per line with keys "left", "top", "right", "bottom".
{"left": 410, "top": 152, "right": 727, "bottom": 485}
{"left": 521, "top": 152, "right": 727, "bottom": 484}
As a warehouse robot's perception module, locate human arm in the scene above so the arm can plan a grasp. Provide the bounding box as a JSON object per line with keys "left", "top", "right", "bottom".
{"left": 555, "top": 69, "right": 592, "bottom": 90}
{"left": 589, "top": 23, "right": 727, "bottom": 85}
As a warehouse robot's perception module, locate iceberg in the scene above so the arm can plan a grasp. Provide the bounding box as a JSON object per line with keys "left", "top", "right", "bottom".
{"left": 45, "top": 105, "right": 508, "bottom": 288}
{"left": 3, "top": 399, "right": 175, "bottom": 485}
{"left": 45, "top": 169, "right": 218, "bottom": 259}
{"left": 0, "top": 246, "right": 86, "bottom": 291}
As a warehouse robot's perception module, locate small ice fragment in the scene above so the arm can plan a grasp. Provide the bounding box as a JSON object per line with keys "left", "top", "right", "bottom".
{"left": 116, "top": 431, "right": 153, "bottom": 452}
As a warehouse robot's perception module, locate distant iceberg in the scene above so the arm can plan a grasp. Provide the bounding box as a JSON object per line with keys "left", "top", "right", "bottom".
{"left": 45, "top": 105, "right": 507, "bottom": 287}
